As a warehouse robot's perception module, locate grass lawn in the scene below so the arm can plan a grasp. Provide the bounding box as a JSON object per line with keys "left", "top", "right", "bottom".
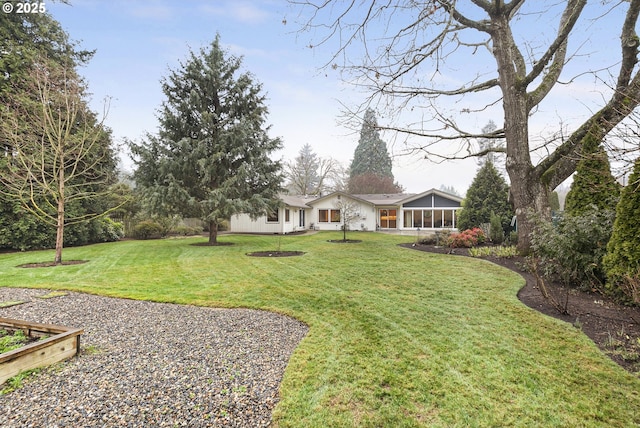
{"left": 0, "top": 232, "right": 639, "bottom": 427}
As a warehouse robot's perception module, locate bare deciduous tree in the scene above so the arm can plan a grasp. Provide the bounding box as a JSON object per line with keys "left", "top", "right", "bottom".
{"left": 286, "top": 143, "right": 344, "bottom": 195}
{"left": 0, "top": 61, "right": 114, "bottom": 264}
{"left": 293, "top": 0, "right": 640, "bottom": 253}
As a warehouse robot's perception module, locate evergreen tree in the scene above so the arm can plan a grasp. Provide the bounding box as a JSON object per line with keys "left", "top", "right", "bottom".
{"left": 564, "top": 129, "right": 621, "bottom": 216}
{"left": 131, "top": 35, "right": 283, "bottom": 244}
{"left": 348, "top": 109, "right": 402, "bottom": 193}
{"left": 603, "top": 157, "right": 640, "bottom": 304}
{"left": 456, "top": 161, "right": 513, "bottom": 232}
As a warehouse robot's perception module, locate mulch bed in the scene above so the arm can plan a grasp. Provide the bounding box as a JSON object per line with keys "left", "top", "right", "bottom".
{"left": 18, "top": 260, "right": 88, "bottom": 268}
{"left": 402, "top": 243, "right": 640, "bottom": 374}
{"left": 246, "top": 251, "right": 305, "bottom": 257}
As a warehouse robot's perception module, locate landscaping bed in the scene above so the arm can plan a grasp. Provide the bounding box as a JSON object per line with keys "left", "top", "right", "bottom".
{"left": 0, "top": 318, "right": 83, "bottom": 385}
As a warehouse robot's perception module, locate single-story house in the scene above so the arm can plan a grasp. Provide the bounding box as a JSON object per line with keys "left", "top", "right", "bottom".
{"left": 230, "top": 188, "right": 463, "bottom": 234}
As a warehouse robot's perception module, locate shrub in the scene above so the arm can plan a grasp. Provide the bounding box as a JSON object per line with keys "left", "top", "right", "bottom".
{"left": 174, "top": 225, "right": 196, "bottom": 236}
{"left": 529, "top": 207, "right": 615, "bottom": 291}
{"left": 489, "top": 212, "right": 504, "bottom": 244}
{"left": 418, "top": 234, "right": 438, "bottom": 245}
{"left": 446, "top": 228, "right": 486, "bottom": 248}
{"left": 133, "top": 220, "right": 163, "bottom": 240}
{"left": 603, "top": 157, "right": 640, "bottom": 305}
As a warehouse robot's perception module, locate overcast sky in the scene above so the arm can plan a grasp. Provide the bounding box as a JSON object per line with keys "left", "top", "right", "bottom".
{"left": 45, "top": 0, "right": 484, "bottom": 195}
{"left": 46, "top": 1, "right": 627, "bottom": 195}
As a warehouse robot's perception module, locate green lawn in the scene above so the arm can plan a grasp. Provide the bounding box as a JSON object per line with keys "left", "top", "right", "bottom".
{"left": 1, "top": 232, "right": 638, "bottom": 427}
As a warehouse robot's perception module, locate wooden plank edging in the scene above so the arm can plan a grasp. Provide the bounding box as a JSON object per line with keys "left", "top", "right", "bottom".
{"left": 0, "top": 317, "right": 83, "bottom": 385}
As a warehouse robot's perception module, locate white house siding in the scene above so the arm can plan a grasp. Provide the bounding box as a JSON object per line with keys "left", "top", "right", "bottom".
{"left": 230, "top": 207, "right": 300, "bottom": 234}
{"left": 308, "top": 194, "right": 377, "bottom": 232}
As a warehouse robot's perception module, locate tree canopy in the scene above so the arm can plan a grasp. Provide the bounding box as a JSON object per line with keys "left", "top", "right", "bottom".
{"left": 130, "top": 35, "right": 283, "bottom": 244}
{"left": 0, "top": 10, "right": 117, "bottom": 262}
{"left": 456, "top": 161, "right": 513, "bottom": 233}
{"left": 348, "top": 108, "right": 402, "bottom": 193}
{"left": 604, "top": 157, "right": 640, "bottom": 304}
{"left": 564, "top": 128, "right": 621, "bottom": 216}
{"left": 294, "top": 0, "right": 640, "bottom": 253}
{"left": 286, "top": 143, "right": 342, "bottom": 195}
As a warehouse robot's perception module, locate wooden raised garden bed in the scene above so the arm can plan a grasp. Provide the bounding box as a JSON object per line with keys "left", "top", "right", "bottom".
{"left": 0, "top": 317, "right": 83, "bottom": 385}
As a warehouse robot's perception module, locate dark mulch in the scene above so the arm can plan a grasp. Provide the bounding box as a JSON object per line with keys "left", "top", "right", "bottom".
{"left": 327, "top": 239, "right": 363, "bottom": 243}
{"left": 190, "top": 242, "right": 235, "bottom": 247}
{"left": 246, "top": 251, "right": 305, "bottom": 257}
{"left": 18, "top": 260, "right": 88, "bottom": 268}
{"left": 402, "top": 243, "right": 640, "bottom": 374}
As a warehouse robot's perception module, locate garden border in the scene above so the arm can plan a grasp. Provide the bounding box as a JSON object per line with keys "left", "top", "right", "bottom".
{"left": 0, "top": 317, "right": 83, "bottom": 384}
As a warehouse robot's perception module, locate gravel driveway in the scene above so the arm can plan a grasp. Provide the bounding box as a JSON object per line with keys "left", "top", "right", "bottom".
{"left": 0, "top": 288, "right": 308, "bottom": 427}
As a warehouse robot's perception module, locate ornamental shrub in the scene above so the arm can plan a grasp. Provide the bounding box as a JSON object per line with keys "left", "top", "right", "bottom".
{"left": 489, "top": 211, "right": 505, "bottom": 244}
{"left": 133, "top": 220, "right": 163, "bottom": 239}
{"left": 446, "top": 228, "right": 486, "bottom": 248}
{"left": 529, "top": 207, "right": 615, "bottom": 291}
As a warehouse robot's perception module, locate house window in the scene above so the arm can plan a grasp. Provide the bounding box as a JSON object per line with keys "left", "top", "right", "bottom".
{"left": 267, "top": 209, "right": 279, "bottom": 223}
{"left": 443, "top": 210, "right": 454, "bottom": 227}
{"left": 403, "top": 210, "right": 413, "bottom": 228}
{"left": 285, "top": 209, "right": 290, "bottom": 222}
{"left": 319, "top": 209, "right": 341, "bottom": 223}
{"left": 423, "top": 210, "right": 433, "bottom": 228}
{"left": 413, "top": 210, "right": 423, "bottom": 228}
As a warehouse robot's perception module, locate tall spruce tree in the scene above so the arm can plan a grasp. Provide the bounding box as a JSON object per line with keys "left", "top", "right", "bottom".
{"left": 603, "top": 157, "right": 640, "bottom": 304}
{"left": 564, "top": 128, "right": 621, "bottom": 216}
{"left": 456, "top": 161, "right": 513, "bottom": 232}
{"left": 130, "top": 35, "right": 283, "bottom": 244}
{"left": 348, "top": 109, "right": 401, "bottom": 193}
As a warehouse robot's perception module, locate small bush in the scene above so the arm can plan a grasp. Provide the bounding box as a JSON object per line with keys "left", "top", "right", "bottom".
{"left": 446, "top": 228, "right": 486, "bottom": 248}
{"left": 96, "top": 217, "right": 124, "bottom": 242}
{"left": 469, "top": 245, "right": 518, "bottom": 258}
{"left": 133, "top": 220, "right": 163, "bottom": 240}
{"left": 489, "top": 212, "right": 505, "bottom": 244}
{"left": 174, "top": 225, "right": 196, "bottom": 236}
{"left": 529, "top": 207, "right": 615, "bottom": 291}
{"left": 418, "top": 234, "right": 438, "bottom": 245}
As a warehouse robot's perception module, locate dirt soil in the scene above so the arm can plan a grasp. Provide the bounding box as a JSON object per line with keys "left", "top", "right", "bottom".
{"left": 402, "top": 243, "right": 640, "bottom": 375}
{"left": 246, "top": 251, "right": 305, "bottom": 257}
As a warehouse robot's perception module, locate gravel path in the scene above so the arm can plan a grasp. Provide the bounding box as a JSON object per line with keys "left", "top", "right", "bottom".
{"left": 0, "top": 288, "right": 308, "bottom": 427}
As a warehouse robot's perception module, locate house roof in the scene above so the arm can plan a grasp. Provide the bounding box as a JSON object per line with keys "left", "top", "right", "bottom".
{"left": 306, "top": 191, "right": 376, "bottom": 207}
{"left": 353, "top": 193, "right": 415, "bottom": 205}
{"left": 279, "top": 194, "right": 312, "bottom": 208}
{"left": 398, "top": 188, "right": 463, "bottom": 205}
{"left": 279, "top": 188, "right": 462, "bottom": 209}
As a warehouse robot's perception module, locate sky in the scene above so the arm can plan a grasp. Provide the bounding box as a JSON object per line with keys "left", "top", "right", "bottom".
{"left": 43, "top": 1, "right": 629, "bottom": 195}
{"left": 45, "top": 0, "right": 480, "bottom": 195}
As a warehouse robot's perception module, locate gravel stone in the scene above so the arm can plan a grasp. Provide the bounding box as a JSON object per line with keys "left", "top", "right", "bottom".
{"left": 0, "top": 288, "right": 308, "bottom": 427}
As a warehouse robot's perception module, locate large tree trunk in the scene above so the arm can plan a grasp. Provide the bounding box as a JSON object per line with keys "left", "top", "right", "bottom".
{"left": 508, "top": 173, "right": 550, "bottom": 255}
{"left": 208, "top": 220, "right": 218, "bottom": 245}
{"left": 492, "top": 15, "right": 553, "bottom": 255}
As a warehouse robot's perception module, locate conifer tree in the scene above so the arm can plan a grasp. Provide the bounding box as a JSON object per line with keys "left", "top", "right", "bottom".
{"left": 564, "top": 129, "right": 621, "bottom": 216}
{"left": 348, "top": 109, "right": 402, "bottom": 193}
{"left": 457, "top": 161, "right": 513, "bottom": 232}
{"left": 130, "top": 35, "right": 283, "bottom": 244}
{"left": 603, "top": 157, "right": 640, "bottom": 304}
